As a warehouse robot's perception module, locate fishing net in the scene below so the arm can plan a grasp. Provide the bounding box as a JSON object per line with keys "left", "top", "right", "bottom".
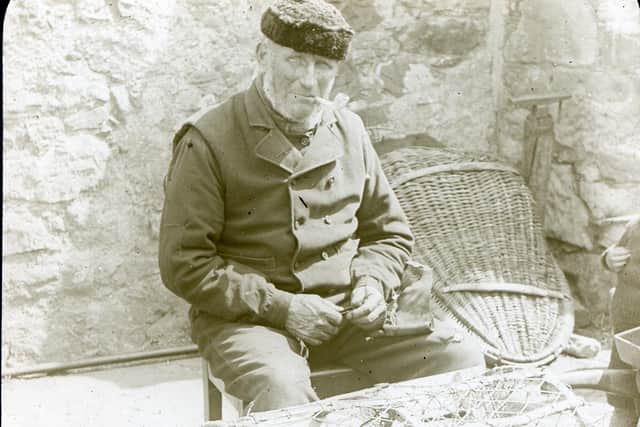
{"left": 207, "top": 367, "right": 607, "bottom": 426}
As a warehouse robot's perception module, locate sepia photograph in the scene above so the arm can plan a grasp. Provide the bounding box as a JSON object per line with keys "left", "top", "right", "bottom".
{"left": 2, "top": 0, "right": 640, "bottom": 426}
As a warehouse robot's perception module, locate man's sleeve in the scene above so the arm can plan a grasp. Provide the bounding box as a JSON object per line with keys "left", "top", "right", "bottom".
{"left": 158, "top": 126, "right": 292, "bottom": 328}
{"left": 350, "top": 129, "right": 415, "bottom": 299}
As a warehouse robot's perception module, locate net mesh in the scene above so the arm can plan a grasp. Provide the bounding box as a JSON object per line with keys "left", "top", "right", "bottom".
{"left": 210, "top": 367, "right": 608, "bottom": 427}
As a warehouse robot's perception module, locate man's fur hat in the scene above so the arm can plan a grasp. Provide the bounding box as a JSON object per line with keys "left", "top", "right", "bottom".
{"left": 261, "top": 0, "right": 354, "bottom": 60}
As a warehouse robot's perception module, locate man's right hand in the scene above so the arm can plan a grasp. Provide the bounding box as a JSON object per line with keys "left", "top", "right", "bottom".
{"left": 605, "top": 246, "right": 631, "bottom": 272}
{"left": 285, "top": 294, "right": 343, "bottom": 346}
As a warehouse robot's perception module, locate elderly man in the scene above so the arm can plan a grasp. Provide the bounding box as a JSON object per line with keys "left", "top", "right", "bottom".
{"left": 159, "top": 0, "right": 484, "bottom": 412}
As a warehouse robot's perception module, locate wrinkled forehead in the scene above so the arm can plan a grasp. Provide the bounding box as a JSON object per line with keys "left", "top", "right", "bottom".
{"left": 264, "top": 39, "right": 340, "bottom": 65}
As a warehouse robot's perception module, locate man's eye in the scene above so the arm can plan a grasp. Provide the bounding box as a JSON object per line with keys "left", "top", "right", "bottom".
{"left": 287, "top": 56, "right": 304, "bottom": 66}
{"left": 316, "top": 61, "right": 336, "bottom": 73}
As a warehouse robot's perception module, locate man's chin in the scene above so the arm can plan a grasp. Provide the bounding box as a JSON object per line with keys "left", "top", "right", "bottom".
{"left": 283, "top": 105, "right": 320, "bottom": 123}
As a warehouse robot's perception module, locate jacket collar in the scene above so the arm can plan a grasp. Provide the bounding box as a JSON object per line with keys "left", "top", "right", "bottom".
{"left": 244, "top": 80, "right": 343, "bottom": 175}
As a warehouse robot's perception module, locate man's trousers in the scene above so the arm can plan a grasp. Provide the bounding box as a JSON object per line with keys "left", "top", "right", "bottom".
{"left": 192, "top": 307, "right": 486, "bottom": 412}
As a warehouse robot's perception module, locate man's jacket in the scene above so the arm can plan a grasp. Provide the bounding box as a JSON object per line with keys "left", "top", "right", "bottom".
{"left": 158, "top": 81, "right": 414, "bottom": 329}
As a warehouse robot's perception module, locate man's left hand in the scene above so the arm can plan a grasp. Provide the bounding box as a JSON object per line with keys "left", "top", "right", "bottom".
{"left": 346, "top": 278, "right": 386, "bottom": 331}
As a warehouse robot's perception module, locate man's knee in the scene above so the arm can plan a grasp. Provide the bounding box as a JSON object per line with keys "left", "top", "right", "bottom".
{"left": 255, "top": 364, "right": 311, "bottom": 393}
{"left": 243, "top": 363, "right": 317, "bottom": 411}
{"left": 205, "top": 354, "right": 317, "bottom": 412}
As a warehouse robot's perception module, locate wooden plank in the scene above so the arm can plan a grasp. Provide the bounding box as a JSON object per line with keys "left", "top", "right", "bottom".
{"left": 511, "top": 93, "right": 571, "bottom": 107}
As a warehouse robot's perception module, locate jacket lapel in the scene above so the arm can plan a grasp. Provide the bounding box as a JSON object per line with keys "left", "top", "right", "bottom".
{"left": 293, "top": 109, "right": 344, "bottom": 176}
{"left": 254, "top": 129, "right": 302, "bottom": 174}
{"left": 244, "top": 83, "right": 300, "bottom": 174}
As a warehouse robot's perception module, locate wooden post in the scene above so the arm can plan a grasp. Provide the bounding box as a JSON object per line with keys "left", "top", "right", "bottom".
{"left": 511, "top": 93, "right": 571, "bottom": 226}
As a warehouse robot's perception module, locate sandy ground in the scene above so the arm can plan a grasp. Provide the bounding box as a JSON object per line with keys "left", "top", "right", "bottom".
{"left": 2, "top": 357, "right": 203, "bottom": 427}
{"left": 2, "top": 351, "right": 638, "bottom": 427}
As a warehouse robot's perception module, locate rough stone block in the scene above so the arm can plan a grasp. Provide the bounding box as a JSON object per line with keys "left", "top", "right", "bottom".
{"left": 3, "top": 255, "right": 61, "bottom": 289}
{"left": 585, "top": 71, "right": 637, "bottom": 104}
{"left": 4, "top": 134, "right": 111, "bottom": 203}
{"left": 3, "top": 206, "right": 62, "bottom": 256}
{"left": 53, "top": 73, "right": 111, "bottom": 108}
{"left": 578, "top": 181, "right": 640, "bottom": 222}
{"left": 338, "top": 1, "right": 383, "bottom": 31}
{"left": 402, "top": 16, "right": 485, "bottom": 62}
{"left": 587, "top": 150, "right": 640, "bottom": 183}
{"left": 66, "top": 200, "right": 92, "bottom": 228}
{"left": 545, "top": 164, "right": 593, "bottom": 249}
{"left": 64, "top": 105, "right": 111, "bottom": 131}
{"left": 503, "top": 64, "right": 553, "bottom": 98}
{"left": 148, "top": 211, "right": 161, "bottom": 241}
{"left": 555, "top": 251, "right": 617, "bottom": 314}
{"left": 595, "top": 1, "right": 640, "bottom": 35}
{"left": 75, "top": 0, "right": 112, "bottom": 22}
{"left": 380, "top": 60, "right": 410, "bottom": 97}
{"left": 25, "top": 117, "right": 65, "bottom": 155}
{"left": 42, "top": 212, "right": 66, "bottom": 232}
{"left": 504, "top": 0, "right": 598, "bottom": 66}
{"left": 111, "top": 85, "right": 133, "bottom": 113}
{"left": 604, "top": 32, "right": 640, "bottom": 70}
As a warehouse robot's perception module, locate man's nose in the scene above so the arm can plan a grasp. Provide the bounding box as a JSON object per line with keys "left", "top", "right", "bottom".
{"left": 297, "top": 63, "right": 317, "bottom": 88}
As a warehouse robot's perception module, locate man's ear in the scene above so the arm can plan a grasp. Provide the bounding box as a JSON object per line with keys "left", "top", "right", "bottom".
{"left": 256, "top": 41, "right": 268, "bottom": 67}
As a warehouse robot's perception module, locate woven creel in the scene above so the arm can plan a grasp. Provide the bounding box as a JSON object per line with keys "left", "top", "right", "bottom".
{"left": 380, "top": 146, "right": 574, "bottom": 365}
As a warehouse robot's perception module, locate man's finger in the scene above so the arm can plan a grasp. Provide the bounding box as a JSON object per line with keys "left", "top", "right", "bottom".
{"left": 314, "top": 327, "right": 339, "bottom": 343}
{"left": 320, "top": 321, "right": 340, "bottom": 337}
{"left": 351, "top": 302, "right": 385, "bottom": 327}
{"left": 347, "top": 299, "right": 374, "bottom": 319}
{"left": 321, "top": 304, "right": 344, "bottom": 325}
{"left": 366, "top": 304, "right": 386, "bottom": 323}
{"left": 348, "top": 294, "right": 382, "bottom": 320}
{"left": 350, "top": 288, "right": 367, "bottom": 306}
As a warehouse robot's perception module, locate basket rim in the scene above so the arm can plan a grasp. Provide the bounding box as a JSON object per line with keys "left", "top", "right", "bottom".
{"left": 434, "top": 291, "right": 575, "bottom": 365}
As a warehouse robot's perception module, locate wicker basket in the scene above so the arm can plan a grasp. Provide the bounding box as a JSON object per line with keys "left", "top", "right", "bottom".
{"left": 380, "top": 146, "right": 574, "bottom": 365}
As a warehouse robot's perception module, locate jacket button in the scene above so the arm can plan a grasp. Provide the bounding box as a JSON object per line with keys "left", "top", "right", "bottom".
{"left": 323, "top": 216, "right": 332, "bottom": 225}
{"left": 326, "top": 176, "right": 336, "bottom": 189}
{"left": 294, "top": 262, "right": 300, "bottom": 270}
{"left": 321, "top": 251, "right": 329, "bottom": 260}
{"left": 295, "top": 217, "right": 306, "bottom": 228}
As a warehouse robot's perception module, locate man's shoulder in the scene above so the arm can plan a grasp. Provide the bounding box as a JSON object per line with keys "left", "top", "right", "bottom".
{"left": 172, "top": 90, "right": 246, "bottom": 146}
{"left": 332, "top": 108, "right": 369, "bottom": 150}
{"left": 188, "top": 96, "right": 237, "bottom": 127}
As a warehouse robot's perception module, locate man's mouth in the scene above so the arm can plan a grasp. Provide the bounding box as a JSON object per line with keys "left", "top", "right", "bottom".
{"left": 293, "top": 94, "right": 317, "bottom": 103}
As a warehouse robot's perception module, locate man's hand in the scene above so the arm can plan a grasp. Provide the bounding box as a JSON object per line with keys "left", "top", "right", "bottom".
{"left": 605, "top": 246, "right": 631, "bottom": 272}
{"left": 285, "top": 294, "right": 343, "bottom": 346}
{"left": 345, "top": 278, "right": 387, "bottom": 331}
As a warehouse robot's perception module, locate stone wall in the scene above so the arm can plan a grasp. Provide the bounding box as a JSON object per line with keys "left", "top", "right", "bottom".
{"left": 2, "top": 0, "right": 494, "bottom": 367}
{"left": 496, "top": 0, "right": 640, "bottom": 325}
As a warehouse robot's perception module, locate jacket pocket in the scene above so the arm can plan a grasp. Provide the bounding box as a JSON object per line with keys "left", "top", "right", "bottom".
{"left": 217, "top": 251, "right": 277, "bottom": 271}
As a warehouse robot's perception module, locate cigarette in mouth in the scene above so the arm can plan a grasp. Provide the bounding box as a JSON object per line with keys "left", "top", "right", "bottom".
{"left": 315, "top": 93, "right": 350, "bottom": 110}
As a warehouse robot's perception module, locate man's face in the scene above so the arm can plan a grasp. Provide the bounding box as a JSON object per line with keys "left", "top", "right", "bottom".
{"left": 259, "top": 41, "right": 340, "bottom": 123}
